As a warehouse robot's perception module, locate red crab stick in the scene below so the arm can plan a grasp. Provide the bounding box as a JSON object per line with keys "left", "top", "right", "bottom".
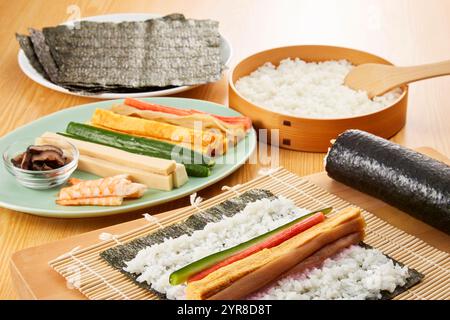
{"left": 188, "top": 212, "right": 325, "bottom": 283}
{"left": 124, "top": 98, "right": 191, "bottom": 116}
{"left": 124, "top": 98, "right": 253, "bottom": 130}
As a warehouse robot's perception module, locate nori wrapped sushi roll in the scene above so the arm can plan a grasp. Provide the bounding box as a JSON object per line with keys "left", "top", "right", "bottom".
{"left": 325, "top": 129, "right": 450, "bottom": 235}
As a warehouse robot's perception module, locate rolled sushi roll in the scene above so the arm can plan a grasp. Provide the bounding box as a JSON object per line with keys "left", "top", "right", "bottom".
{"left": 325, "top": 129, "right": 450, "bottom": 235}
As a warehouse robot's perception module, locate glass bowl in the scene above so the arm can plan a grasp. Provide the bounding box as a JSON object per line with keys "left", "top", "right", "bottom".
{"left": 2, "top": 137, "right": 79, "bottom": 189}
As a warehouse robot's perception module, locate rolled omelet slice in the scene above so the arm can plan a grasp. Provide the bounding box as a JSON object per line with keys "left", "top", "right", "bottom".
{"left": 91, "top": 109, "right": 225, "bottom": 152}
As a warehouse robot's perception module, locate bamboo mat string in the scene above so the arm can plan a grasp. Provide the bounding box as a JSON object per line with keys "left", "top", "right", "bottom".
{"left": 98, "top": 233, "right": 123, "bottom": 245}
{"left": 143, "top": 213, "right": 164, "bottom": 230}
{"left": 190, "top": 192, "right": 204, "bottom": 213}
{"left": 221, "top": 184, "right": 242, "bottom": 196}
{"left": 54, "top": 245, "right": 82, "bottom": 261}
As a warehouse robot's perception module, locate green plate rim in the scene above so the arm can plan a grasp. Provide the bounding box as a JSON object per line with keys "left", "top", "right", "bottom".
{"left": 0, "top": 97, "right": 256, "bottom": 218}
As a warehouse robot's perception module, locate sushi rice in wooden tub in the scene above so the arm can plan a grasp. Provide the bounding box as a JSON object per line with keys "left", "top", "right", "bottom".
{"left": 229, "top": 45, "right": 408, "bottom": 152}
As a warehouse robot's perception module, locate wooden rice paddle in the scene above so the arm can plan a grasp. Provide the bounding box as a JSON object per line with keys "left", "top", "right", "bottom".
{"left": 344, "top": 60, "right": 450, "bottom": 98}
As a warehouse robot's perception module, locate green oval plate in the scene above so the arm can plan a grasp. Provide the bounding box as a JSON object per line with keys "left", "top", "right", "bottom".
{"left": 0, "top": 98, "right": 256, "bottom": 218}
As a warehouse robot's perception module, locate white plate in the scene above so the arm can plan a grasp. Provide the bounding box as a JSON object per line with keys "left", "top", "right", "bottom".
{"left": 17, "top": 13, "right": 232, "bottom": 99}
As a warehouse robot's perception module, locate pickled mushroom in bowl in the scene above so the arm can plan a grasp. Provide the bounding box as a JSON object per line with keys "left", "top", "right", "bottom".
{"left": 11, "top": 145, "right": 69, "bottom": 171}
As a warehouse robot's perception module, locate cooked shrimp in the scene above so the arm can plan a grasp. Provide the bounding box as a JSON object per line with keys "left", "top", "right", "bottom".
{"left": 68, "top": 178, "right": 83, "bottom": 185}
{"left": 56, "top": 197, "right": 124, "bottom": 206}
{"left": 57, "top": 175, "right": 142, "bottom": 200}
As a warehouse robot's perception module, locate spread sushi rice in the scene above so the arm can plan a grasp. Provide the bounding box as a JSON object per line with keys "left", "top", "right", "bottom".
{"left": 125, "top": 197, "right": 308, "bottom": 300}
{"left": 124, "top": 197, "right": 411, "bottom": 300}
{"left": 235, "top": 58, "right": 402, "bottom": 118}
{"left": 249, "top": 245, "right": 410, "bottom": 300}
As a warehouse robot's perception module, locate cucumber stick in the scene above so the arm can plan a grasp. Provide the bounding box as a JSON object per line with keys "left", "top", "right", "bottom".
{"left": 63, "top": 122, "right": 213, "bottom": 177}
{"left": 169, "top": 207, "right": 333, "bottom": 285}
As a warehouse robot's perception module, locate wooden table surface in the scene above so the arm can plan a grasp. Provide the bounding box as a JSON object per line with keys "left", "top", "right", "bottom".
{"left": 1, "top": 0, "right": 449, "bottom": 300}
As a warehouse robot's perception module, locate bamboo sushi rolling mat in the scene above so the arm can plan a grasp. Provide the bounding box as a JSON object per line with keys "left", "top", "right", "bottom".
{"left": 48, "top": 167, "right": 450, "bottom": 300}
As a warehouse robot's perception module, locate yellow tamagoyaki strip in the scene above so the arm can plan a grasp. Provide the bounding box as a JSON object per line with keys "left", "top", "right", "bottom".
{"left": 186, "top": 207, "right": 365, "bottom": 300}
{"left": 91, "top": 109, "right": 225, "bottom": 152}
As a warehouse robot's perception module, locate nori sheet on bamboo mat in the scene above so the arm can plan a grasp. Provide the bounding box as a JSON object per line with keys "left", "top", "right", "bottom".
{"left": 359, "top": 243, "right": 423, "bottom": 300}
{"left": 17, "top": 13, "right": 224, "bottom": 93}
{"left": 100, "top": 190, "right": 423, "bottom": 300}
{"left": 100, "top": 189, "right": 276, "bottom": 299}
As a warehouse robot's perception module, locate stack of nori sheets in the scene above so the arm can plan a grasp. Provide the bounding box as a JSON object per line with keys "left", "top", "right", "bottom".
{"left": 16, "top": 14, "right": 225, "bottom": 94}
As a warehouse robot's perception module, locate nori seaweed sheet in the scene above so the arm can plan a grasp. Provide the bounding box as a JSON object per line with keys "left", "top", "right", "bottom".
{"left": 28, "top": 28, "right": 60, "bottom": 82}
{"left": 326, "top": 129, "right": 450, "bottom": 235}
{"left": 359, "top": 243, "right": 423, "bottom": 300}
{"left": 100, "top": 189, "right": 275, "bottom": 299}
{"left": 16, "top": 14, "right": 224, "bottom": 93}
{"left": 16, "top": 33, "right": 49, "bottom": 80}
{"left": 99, "top": 189, "right": 423, "bottom": 300}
